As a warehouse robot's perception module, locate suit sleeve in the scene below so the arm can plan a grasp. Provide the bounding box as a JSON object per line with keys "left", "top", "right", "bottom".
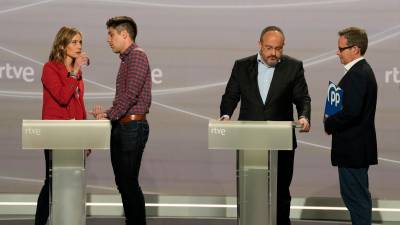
{"left": 220, "top": 61, "right": 241, "bottom": 117}
{"left": 324, "top": 71, "right": 367, "bottom": 134}
{"left": 292, "top": 62, "right": 311, "bottom": 121}
{"left": 41, "top": 63, "right": 78, "bottom": 106}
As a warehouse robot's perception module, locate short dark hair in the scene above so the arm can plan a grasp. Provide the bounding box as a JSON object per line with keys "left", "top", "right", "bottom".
{"left": 260, "top": 26, "right": 285, "bottom": 42}
{"left": 338, "top": 27, "right": 368, "bottom": 55}
{"left": 106, "top": 16, "right": 137, "bottom": 41}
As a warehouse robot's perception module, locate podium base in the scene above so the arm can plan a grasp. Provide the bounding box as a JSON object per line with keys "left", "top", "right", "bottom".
{"left": 51, "top": 150, "right": 86, "bottom": 225}
{"left": 237, "top": 150, "right": 278, "bottom": 225}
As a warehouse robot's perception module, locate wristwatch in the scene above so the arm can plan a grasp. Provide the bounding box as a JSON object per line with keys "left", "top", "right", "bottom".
{"left": 68, "top": 71, "right": 78, "bottom": 80}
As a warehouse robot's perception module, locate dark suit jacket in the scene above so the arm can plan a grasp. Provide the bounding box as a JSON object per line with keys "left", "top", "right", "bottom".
{"left": 220, "top": 54, "right": 311, "bottom": 149}
{"left": 324, "top": 59, "right": 378, "bottom": 168}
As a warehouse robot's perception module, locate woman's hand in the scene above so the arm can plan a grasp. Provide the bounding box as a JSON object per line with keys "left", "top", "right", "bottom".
{"left": 73, "top": 52, "right": 89, "bottom": 74}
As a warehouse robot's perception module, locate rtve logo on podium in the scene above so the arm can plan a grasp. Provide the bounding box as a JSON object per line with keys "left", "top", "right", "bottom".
{"left": 24, "top": 127, "right": 41, "bottom": 136}
{"left": 210, "top": 127, "right": 226, "bottom": 136}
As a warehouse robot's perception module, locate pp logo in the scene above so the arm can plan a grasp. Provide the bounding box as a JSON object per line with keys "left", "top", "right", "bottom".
{"left": 327, "top": 83, "right": 342, "bottom": 107}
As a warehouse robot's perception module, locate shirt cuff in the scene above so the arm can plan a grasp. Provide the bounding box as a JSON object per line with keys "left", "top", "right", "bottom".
{"left": 220, "top": 115, "right": 230, "bottom": 120}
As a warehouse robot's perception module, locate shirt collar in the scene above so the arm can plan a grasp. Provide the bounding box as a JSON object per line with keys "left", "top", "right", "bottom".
{"left": 344, "top": 56, "right": 364, "bottom": 72}
{"left": 119, "top": 43, "right": 137, "bottom": 61}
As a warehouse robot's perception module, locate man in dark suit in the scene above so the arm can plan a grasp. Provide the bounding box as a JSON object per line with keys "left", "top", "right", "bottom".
{"left": 324, "top": 27, "right": 378, "bottom": 225}
{"left": 220, "top": 26, "right": 311, "bottom": 225}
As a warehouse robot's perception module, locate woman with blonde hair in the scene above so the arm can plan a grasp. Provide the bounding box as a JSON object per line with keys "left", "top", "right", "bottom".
{"left": 35, "top": 26, "right": 89, "bottom": 225}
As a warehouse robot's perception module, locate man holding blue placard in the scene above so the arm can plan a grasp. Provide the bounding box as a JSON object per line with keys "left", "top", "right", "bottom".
{"left": 324, "top": 27, "right": 378, "bottom": 225}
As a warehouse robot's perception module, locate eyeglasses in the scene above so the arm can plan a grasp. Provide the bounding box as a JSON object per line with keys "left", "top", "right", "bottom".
{"left": 338, "top": 45, "right": 354, "bottom": 52}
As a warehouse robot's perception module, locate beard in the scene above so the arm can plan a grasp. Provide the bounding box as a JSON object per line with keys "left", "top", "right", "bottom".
{"left": 266, "top": 56, "right": 279, "bottom": 67}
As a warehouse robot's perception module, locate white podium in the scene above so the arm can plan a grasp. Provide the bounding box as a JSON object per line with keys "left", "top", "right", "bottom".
{"left": 22, "top": 120, "right": 111, "bottom": 225}
{"left": 208, "top": 120, "right": 293, "bottom": 225}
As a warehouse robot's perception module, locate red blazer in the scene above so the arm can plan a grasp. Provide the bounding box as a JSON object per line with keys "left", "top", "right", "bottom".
{"left": 41, "top": 61, "right": 86, "bottom": 120}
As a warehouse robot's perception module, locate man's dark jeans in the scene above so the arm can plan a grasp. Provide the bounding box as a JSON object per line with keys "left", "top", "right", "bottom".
{"left": 111, "top": 120, "right": 149, "bottom": 225}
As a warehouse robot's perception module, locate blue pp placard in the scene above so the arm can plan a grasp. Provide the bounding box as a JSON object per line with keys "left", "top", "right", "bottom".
{"left": 324, "top": 81, "right": 343, "bottom": 118}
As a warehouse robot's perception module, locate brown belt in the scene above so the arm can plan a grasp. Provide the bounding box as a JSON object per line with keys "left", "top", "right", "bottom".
{"left": 120, "top": 114, "right": 146, "bottom": 123}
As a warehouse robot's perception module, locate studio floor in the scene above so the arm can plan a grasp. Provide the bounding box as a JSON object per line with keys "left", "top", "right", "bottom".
{"left": 0, "top": 217, "right": 398, "bottom": 225}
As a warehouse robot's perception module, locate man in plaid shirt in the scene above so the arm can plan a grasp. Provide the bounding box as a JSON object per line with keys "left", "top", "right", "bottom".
{"left": 92, "top": 16, "right": 151, "bottom": 225}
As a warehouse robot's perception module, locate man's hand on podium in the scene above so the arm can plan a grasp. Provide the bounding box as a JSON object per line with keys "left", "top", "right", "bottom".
{"left": 297, "top": 117, "right": 310, "bottom": 132}
{"left": 90, "top": 105, "right": 108, "bottom": 120}
{"left": 95, "top": 113, "right": 107, "bottom": 120}
{"left": 219, "top": 115, "right": 230, "bottom": 121}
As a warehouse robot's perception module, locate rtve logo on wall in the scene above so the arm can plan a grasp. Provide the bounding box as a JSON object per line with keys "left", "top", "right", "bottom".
{"left": 0, "top": 63, "right": 34, "bottom": 82}
{"left": 0, "top": 62, "right": 164, "bottom": 84}
{"left": 385, "top": 67, "right": 399, "bottom": 84}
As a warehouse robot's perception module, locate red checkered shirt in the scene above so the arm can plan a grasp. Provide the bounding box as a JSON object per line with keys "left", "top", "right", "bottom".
{"left": 106, "top": 43, "right": 152, "bottom": 120}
